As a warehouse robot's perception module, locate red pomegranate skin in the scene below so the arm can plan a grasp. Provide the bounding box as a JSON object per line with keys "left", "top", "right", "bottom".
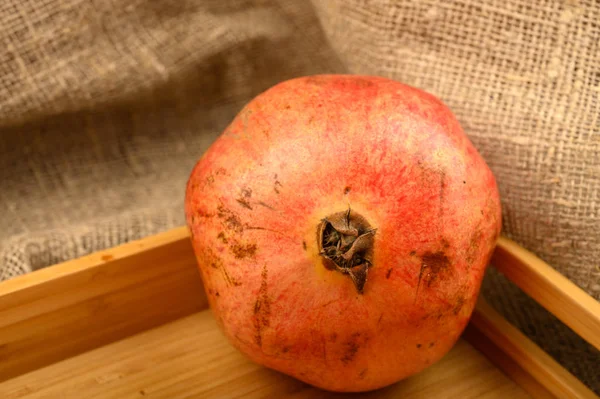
{"left": 185, "top": 75, "right": 501, "bottom": 392}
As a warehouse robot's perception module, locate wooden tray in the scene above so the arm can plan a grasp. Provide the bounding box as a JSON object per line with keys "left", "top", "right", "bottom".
{"left": 0, "top": 227, "right": 598, "bottom": 398}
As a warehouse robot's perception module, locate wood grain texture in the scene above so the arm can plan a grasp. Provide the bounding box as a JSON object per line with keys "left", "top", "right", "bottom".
{"left": 468, "top": 298, "right": 598, "bottom": 399}
{"left": 0, "top": 226, "right": 206, "bottom": 382}
{"left": 0, "top": 310, "right": 530, "bottom": 399}
{"left": 463, "top": 323, "right": 555, "bottom": 399}
{"left": 492, "top": 236, "right": 600, "bottom": 351}
{"left": 0, "top": 227, "right": 595, "bottom": 397}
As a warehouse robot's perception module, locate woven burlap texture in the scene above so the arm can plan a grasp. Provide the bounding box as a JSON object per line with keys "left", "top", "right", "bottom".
{"left": 1, "top": 0, "right": 598, "bottom": 393}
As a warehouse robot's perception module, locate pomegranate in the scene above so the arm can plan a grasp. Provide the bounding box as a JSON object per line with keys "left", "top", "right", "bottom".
{"left": 185, "top": 75, "right": 501, "bottom": 392}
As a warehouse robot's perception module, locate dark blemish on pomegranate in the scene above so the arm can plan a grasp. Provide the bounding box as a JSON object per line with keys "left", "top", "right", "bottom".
{"left": 222, "top": 268, "right": 242, "bottom": 286}
{"left": 415, "top": 251, "right": 452, "bottom": 301}
{"left": 244, "top": 225, "right": 267, "bottom": 231}
{"left": 378, "top": 313, "right": 383, "bottom": 325}
{"left": 196, "top": 209, "right": 215, "bottom": 219}
{"left": 284, "top": 104, "right": 291, "bottom": 109}
{"left": 205, "top": 175, "right": 215, "bottom": 186}
{"left": 410, "top": 250, "right": 417, "bottom": 256}
{"left": 480, "top": 209, "right": 484, "bottom": 215}
{"left": 244, "top": 225, "right": 281, "bottom": 234}
{"left": 463, "top": 180, "right": 466, "bottom": 184}
{"left": 139, "top": 390, "right": 146, "bottom": 396}
{"left": 230, "top": 242, "right": 257, "bottom": 259}
{"left": 320, "top": 298, "right": 342, "bottom": 308}
{"left": 274, "top": 180, "right": 282, "bottom": 194}
{"left": 303, "top": 241, "right": 307, "bottom": 251}
{"left": 438, "top": 171, "right": 446, "bottom": 220}
{"left": 236, "top": 198, "right": 253, "bottom": 210}
{"left": 467, "top": 229, "right": 483, "bottom": 265}
{"left": 453, "top": 296, "right": 465, "bottom": 315}
{"left": 429, "top": 342, "right": 435, "bottom": 348}
{"left": 344, "top": 186, "right": 351, "bottom": 195}
{"left": 330, "top": 332, "right": 338, "bottom": 342}
{"left": 257, "top": 201, "right": 275, "bottom": 210}
{"left": 441, "top": 238, "right": 450, "bottom": 249}
{"left": 359, "top": 369, "right": 368, "bottom": 379}
{"left": 204, "top": 248, "right": 241, "bottom": 286}
{"left": 318, "top": 208, "right": 377, "bottom": 294}
{"left": 208, "top": 289, "right": 213, "bottom": 295}
{"left": 101, "top": 254, "right": 113, "bottom": 262}
{"left": 386, "top": 268, "right": 392, "bottom": 279}
{"left": 216, "top": 168, "right": 227, "bottom": 175}
{"left": 423, "top": 252, "right": 451, "bottom": 285}
{"left": 217, "top": 205, "right": 244, "bottom": 233}
{"left": 253, "top": 264, "right": 271, "bottom": 348}
{"left": 217, "top": 232, "right": 228, "bottom": 244}
{"left": 215, "top": 291, "right": 220, "bottom": 297}
{"left": 226, "top": 215, "right": 243, "bottom": 232}
{"left": 217, "top": 204, "right": 229, "bottom": 217}
{"left": 236, "top": 187, "right": 253, "bottom": 210}
{"left": 244, "top": 225, "right": 295, "bottom": 241}
{"left": 341, "top": 332, "right": 365, "bottom": 364}
{"left": 416, "top": 159, "right": 440, "bottom": 187}
{"left": 416, "top": 343, "right": 422, "bottom": 348}
{"left": 471, "top": 231, "right": 482, "bottom": 249}
{"left": 341, "top": 339, "right": 359, "bottom": 364}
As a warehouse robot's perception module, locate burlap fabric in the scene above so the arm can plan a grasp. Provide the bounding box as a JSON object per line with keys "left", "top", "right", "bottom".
{"left": 1, "top": 0, "right": 598, "bottom": 392}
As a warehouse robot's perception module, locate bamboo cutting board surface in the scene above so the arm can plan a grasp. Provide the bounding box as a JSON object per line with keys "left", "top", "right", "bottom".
{"left": 0, "top": 310, "right": 530, "bottom": 399}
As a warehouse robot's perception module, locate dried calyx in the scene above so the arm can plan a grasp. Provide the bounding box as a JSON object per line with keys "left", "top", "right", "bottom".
{"left": 317, "top": 209, "right": 376, "bottom": 294}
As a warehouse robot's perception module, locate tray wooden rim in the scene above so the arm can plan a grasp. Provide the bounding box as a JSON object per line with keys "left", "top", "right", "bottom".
{"left": 0, "top": 227, "right": 597, "bottom": 398}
